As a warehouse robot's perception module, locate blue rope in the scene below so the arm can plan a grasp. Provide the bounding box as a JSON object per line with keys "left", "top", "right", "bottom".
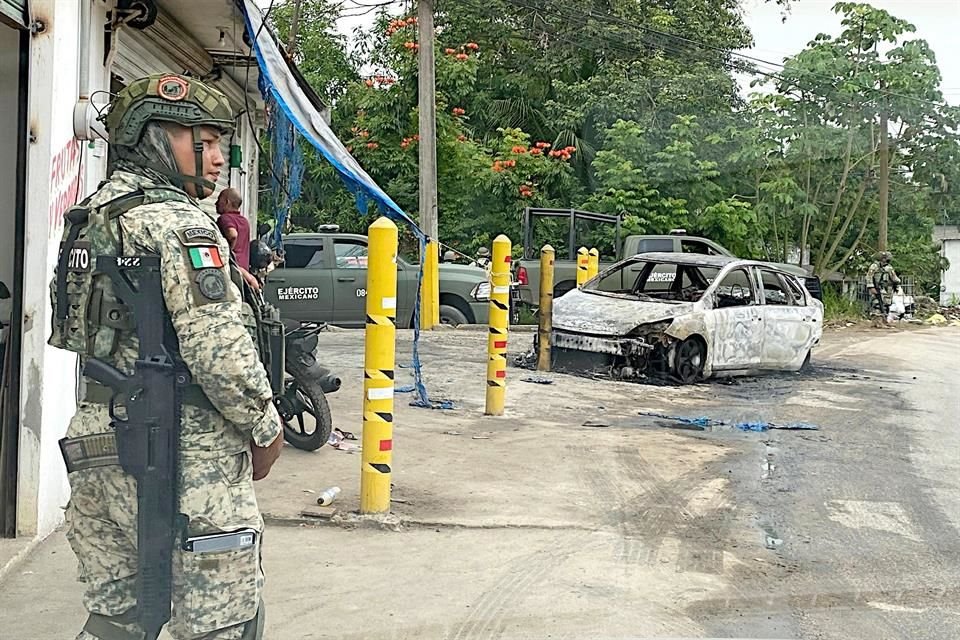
{"left": 409, "top": 234, "right": 454, "bottom": 410}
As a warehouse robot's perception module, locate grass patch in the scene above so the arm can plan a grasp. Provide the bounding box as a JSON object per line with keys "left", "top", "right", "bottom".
{"left": 821, "top": 284, "right": 866, "bottom": 322}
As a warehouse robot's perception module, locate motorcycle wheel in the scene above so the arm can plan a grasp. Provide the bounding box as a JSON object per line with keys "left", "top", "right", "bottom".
{"left": 276, "top": 361, "right": 333, "bottom": 451}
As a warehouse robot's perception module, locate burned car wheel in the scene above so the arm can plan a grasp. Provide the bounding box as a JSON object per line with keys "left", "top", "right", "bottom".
{"left": 673, "top": 337, "right": 706, "bottom": 384}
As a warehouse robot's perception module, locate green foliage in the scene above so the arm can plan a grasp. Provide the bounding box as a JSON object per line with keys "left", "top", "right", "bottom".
{"left": 821, "top": 283, "right": 866, "bottom": 321}
{"left": 260, "top": 0, "right": 959, "bottom": 287}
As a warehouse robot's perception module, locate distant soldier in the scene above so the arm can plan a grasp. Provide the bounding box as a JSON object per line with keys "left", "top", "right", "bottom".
{"left": 866, "top": 251, "right": 901, "bottom": 326}
{"left": 475, "top": 246, "right": 491, "bottom": 270}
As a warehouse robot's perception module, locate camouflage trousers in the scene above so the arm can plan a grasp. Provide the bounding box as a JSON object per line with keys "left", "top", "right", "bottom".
{"left": 64, "top": 451, "right": 266, "bottom": 639}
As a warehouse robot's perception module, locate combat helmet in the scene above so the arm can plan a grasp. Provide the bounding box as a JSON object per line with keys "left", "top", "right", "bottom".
{"left": 102, "top": 73, "right": 234, "bottom": 194}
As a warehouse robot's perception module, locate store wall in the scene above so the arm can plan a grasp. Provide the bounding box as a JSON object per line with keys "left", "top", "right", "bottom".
{"left": 17, "top": 0, "right": 109, "bottom": 538}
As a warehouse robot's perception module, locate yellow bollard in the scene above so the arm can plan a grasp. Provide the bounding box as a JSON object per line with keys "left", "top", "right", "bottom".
{"left": 360, "top": 217, "right": 399, "bottom": 514}
{"left": 431, "top": 241, "right": 440, "bottom": 328}
{"left": 420, "top": 239, "right": 440, "bottom": 330}
{"left": 537, "top": 244, "right": 555, "bottom": 372}
{"left": 485, "top": 235, "right": 511, "bottom": 416}
{"left": 587, "top": 247, "right": 599, "bottom": 281}
{"left": 576, "top": 247, "right": 589, "bottom": 288}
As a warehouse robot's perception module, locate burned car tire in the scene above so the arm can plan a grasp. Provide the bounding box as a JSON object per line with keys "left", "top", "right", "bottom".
{"left": 277, "top": 360, "right": 333, "bottom": 451}
{"left": 673, "top": 337, "right": 706, "bottom": 384}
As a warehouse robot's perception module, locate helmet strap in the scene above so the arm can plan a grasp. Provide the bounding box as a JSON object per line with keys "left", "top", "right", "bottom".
{"left": 192, "top": 126, "right": 213, "bottom": 198}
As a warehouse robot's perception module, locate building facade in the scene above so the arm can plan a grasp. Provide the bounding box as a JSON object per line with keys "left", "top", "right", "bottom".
{"left": 0, "top": 0, "right": 266, "bottom": 541}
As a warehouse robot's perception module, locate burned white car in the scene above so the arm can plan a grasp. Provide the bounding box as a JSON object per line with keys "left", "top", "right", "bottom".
{"left": 548, "top": 253, "right": 824, "bottom": 383}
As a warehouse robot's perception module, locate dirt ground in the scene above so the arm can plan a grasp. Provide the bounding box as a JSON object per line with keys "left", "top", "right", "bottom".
{"left": 258, "top": 326, "right": 771, "bottom": 529}
{"left": 4, "top": 324, "right": 960, "bottom": 639}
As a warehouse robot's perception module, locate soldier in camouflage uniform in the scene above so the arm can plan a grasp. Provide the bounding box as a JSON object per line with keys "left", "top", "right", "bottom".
{"left": 866, "top": 250, "right": 901, "bottom": 327}
{"left": 48, "top": 74, "right": 284, "bottom": 639}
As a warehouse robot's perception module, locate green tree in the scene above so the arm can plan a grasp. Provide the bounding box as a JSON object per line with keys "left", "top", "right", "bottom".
{"left": 745, "top": 2, "right": 960, "bottom": 277}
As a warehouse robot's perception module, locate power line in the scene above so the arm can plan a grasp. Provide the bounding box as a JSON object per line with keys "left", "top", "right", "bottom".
{"left": 443, "top": 0, "right": 832, "bottom": 109}
{"left": 495, "top": 0, "right": 954, "bottom": 111}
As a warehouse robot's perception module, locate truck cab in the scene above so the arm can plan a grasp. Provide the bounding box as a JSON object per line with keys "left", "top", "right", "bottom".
{"left": 262, "top": 228, "right": 491, "bottom": 327}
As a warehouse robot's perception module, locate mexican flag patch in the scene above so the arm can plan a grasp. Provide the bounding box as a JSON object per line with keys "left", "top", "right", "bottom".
{"left": 188, "top": 246, "right": 224, "bottom": 269}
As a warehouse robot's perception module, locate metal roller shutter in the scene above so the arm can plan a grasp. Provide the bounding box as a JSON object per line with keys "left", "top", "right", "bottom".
{"left": 0, "top": 0, "right": 26, "bottom": 28}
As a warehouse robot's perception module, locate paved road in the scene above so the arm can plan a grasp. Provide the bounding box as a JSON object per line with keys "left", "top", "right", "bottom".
{"left": 698, "top": 327, "right": 960, "bottom": 639}
{"left": 1, "top": 327, "right": 957, "bottom": 639}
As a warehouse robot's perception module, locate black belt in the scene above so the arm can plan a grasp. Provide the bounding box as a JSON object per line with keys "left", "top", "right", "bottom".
{"left": 82, "top": 380, "right": 215, "bottom": 412}
{"left": 64, "top": 381, "right": 218, "bottom": 473}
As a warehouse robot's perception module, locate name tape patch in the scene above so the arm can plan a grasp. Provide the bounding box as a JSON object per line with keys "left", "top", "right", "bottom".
{"left": 176, "top": 226, "right": 221, "bottom": 247}
{"left": 61, "top": 240, "right": 91, "bottom": 273}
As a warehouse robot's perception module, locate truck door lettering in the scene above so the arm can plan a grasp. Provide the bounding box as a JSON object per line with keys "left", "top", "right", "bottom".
{"left": 277, "top": 286, "right": 320, "bottom": 301}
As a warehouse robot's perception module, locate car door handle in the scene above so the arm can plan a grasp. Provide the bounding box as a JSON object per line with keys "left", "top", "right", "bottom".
{"left": 337, "top": 276, "right": 356, "bottom": 282}
{"left": 270, "top": 277, "right": 286, "bottom": 283}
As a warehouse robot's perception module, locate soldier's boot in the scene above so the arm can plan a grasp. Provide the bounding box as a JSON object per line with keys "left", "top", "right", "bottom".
{"left": 75, "top": 610, "right": 145, "bottom": 639}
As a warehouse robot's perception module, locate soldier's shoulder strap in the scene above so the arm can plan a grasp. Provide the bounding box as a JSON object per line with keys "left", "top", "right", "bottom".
{"left": 55, "top": 186, "right": 190, "bottom": 323}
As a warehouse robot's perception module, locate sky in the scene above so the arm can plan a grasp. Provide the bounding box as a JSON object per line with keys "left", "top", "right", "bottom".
{"left": 739, "top": 0, "right": 960, "bottom": 104}
{"left": 257, "top": 0, "right": 960, "bottom": 104}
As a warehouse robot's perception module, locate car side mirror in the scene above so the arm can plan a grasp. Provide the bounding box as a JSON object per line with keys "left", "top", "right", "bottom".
{"left": 0, "top": 282, "right": 8, "bottom": 299}
{"left": 257, "top": 222, "right": 272, "bottom": 237}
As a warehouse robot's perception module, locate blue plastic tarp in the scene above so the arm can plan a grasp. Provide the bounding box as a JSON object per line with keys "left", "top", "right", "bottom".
{"left": 239, "top": 0, "right": 422, "bottom": 236}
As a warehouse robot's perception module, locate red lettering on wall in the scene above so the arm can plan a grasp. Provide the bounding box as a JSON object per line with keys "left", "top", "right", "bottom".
{"left": 48, "top": 139, "right": 83, "bottom": 236}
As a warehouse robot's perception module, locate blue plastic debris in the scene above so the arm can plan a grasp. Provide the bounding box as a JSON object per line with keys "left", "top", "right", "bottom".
{"left": 639, "top": 412, "right": 819, "bottom": 432}
{"left": 638, "top": 411, "right": 716, "bottom": 427}
{"left": 396, "top": 384, "right": 416, "bottom": 393}
{"left": 735, "top": 422, "right": 769, "bottom": 432}
{"left": 410, "top": 398, "right": 454, "bottom": 410}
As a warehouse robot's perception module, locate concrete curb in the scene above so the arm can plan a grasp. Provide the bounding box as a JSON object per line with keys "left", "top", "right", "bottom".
{"left": 0, "top": 536, "right": 42, "bottom": 583}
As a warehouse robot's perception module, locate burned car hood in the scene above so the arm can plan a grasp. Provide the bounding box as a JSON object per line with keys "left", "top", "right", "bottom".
{"left": 553, "top": 289, "right": 695, "bottom": 336}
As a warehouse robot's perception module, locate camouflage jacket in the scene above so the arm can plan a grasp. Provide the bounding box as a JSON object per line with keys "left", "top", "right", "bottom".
{"left": 50, "top": 170, "right": 281, "bottom": 455}
{"left": 866, "top": 261, "right": 901, "bottom": 292}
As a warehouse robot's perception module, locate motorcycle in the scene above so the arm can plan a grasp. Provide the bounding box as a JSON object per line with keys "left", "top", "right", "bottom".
{"left": 246, "top": 228, "right": 340, "bottom": 451}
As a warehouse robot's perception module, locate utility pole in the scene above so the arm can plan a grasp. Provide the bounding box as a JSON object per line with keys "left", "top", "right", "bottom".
{"left": 878, "top": 102, "right": 889, "bottom": 251}
{"left": 287, "top": 0, "right": 303, "bottom": 55}
{"left": 418, "top": 0, "right": 440, "bottom": 328}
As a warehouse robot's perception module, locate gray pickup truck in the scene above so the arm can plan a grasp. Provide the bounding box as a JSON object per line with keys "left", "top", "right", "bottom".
{"left": 262, "top": 229, "right": 491, "bottom": 327}
{"left": 515, "top": 208, "right": 822, "bottom": 305}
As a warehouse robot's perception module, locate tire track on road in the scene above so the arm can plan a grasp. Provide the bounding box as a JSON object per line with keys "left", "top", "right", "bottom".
{"left": 447, "top": 538, "right": 577, "bottom": 640}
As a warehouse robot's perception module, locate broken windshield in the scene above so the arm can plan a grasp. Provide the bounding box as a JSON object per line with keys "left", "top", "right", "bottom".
{"left": 586, "top": 259, "right": 721, "bottom": 303}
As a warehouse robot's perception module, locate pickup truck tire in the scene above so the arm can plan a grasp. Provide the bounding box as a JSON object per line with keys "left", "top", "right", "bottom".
{"left": 278, "top": 360, "right": 333, "bottom": 451}
{"left": 440, "top": 304, "right": 470, "bottom": 327}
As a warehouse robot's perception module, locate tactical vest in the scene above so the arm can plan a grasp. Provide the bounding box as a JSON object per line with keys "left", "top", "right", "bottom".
{"left": 49, "top": 186, "right": 192, "bottom": 358}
